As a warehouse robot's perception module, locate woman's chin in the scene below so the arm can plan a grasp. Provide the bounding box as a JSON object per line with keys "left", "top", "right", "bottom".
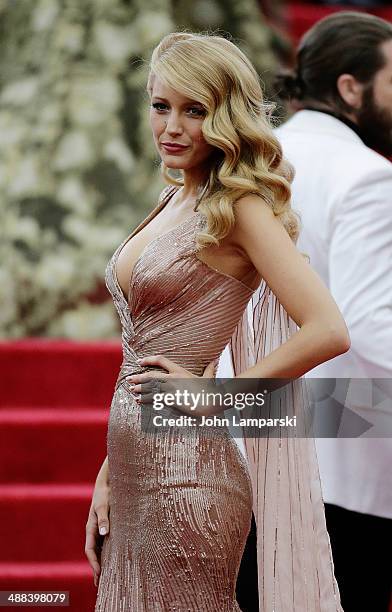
{"left": 162, "top": 159, "right": 187, "bottom": 170}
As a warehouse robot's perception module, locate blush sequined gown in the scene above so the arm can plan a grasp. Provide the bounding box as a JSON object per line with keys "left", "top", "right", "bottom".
{"left": 94, "top": 185, "right": 343, "bottom": 612}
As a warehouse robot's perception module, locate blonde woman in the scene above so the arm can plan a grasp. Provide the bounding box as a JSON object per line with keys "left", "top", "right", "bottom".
{"left": 86, "top": 32, "right": 349, "bottom": 611}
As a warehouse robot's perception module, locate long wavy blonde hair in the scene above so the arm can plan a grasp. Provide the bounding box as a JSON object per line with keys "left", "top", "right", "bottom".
{"left": 147, "top": 32, "right": 300, "bottom": 248}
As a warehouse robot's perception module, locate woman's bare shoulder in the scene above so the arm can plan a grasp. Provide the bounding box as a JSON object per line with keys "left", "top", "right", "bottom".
{"left": 229, "top": 193, "right": 275, "bottom": 247}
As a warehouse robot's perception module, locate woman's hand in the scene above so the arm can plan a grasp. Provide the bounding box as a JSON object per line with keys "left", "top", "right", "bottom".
{"left": 127, "top": 354, "right": 220, "bottom": 416}
{"left": 127, "top": 354, "right": 218, "bottom": 386}
{"left": 85, "top": 477, "right": 110, "bottom": 587}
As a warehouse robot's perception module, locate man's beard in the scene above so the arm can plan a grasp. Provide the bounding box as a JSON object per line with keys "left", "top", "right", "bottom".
{"left": 356, "top": 83, "right": 392, "bottom": 158}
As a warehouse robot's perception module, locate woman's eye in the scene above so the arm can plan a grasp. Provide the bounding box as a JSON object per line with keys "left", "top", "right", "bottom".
{"left": 152, "top": 102, "right": 168, "bottom": 112}
{"left": 188, "top": 107, "right": 205, "bottom": 117}
{"left": 151, "top": 103, "right": 205, "bottom": 116}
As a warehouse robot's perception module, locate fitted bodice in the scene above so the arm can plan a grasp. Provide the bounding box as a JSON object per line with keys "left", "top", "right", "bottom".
{"left": 104, "top": 186, "right": 254, "bottom": 389}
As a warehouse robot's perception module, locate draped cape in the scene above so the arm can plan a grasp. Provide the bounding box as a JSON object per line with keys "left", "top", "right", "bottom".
{"left": 229, "top": 284, "right": 343, "bottom": 612}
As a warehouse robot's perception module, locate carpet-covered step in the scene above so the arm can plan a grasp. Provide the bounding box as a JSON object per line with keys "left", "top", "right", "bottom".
{"left": 0, "top": 561, "right": 96, "bottom": 611}
{"left": 0, "top": 340, "right": 122, "bottom": 408}
{"left": 0, "top": 484, "right": 93, "bottom": 562}
{"left": 0, "top": 409, "right": 108, "bottom": 483}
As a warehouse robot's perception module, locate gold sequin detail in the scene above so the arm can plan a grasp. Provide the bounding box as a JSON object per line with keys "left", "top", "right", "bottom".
{"left": 96, "top": 187, "right": 254, "bottom": 611}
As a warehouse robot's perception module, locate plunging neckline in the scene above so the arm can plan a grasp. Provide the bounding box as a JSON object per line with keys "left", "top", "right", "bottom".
{"left": 113, "top": 212, "right": 201, "bottom": 304}
{"left": 111, "top": 187, "right": 257, "bottom": 307}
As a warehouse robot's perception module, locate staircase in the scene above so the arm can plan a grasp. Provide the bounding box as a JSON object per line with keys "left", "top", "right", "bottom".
{"left": 0, "top": 339, "right": 122, "bottom": 611}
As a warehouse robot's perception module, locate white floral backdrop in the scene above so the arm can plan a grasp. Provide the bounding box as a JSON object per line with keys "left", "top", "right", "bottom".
{"left": 0, "top": 0, "right": 278, "bottom": 338}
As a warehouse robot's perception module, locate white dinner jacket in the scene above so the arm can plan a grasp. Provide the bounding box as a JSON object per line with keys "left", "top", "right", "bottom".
{"left": 218, "top": 110, "right": 392, "bottom": 519}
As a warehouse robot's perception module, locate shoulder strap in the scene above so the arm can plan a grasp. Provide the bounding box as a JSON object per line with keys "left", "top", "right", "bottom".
{"left": 125, "top": 185, "right": 178, "bottom": 244}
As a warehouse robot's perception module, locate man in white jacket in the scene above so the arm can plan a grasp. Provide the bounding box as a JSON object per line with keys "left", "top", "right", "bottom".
{"left": 225, "top": 11, "right": 392, "bottom": 612}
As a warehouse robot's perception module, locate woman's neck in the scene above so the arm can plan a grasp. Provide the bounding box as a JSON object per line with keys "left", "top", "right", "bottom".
{"left": 181, "top": 166, "right": 209, "bottom": 201}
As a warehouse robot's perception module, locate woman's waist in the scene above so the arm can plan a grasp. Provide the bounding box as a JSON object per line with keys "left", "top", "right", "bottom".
{"left": 117, "top": 350, "right": 212, "bottom": 384}
{"left": 115, "top": 361, "right": 168, "bottom": 391}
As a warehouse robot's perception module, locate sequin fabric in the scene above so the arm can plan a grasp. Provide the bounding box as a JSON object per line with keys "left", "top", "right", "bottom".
{"left": 229, "top": 281, "right": 344, "bottom": 611}
{"left": 95, "top": 186, "right": 255, "bottom": 611}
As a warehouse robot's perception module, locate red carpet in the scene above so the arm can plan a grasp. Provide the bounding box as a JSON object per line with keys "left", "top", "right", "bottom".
{"left": 0, "top": 339, "right": 122, "bottom": 611}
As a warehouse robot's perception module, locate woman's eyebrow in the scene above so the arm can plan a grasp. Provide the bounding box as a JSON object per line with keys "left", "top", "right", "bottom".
{"left": 152, "top": 96, "right": 204, "bottom": 106}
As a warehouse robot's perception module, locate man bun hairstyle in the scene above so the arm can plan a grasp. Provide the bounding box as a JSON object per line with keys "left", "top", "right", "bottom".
{"left": 275, "top": 11, "right": 392, "bottom": 112}
{"left": 274, "top": 72, "right": 306, "bottom": 101}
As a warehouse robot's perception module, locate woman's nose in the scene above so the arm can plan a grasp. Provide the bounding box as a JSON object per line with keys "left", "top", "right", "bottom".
{"left": 166, "top": 112, "right": 183, "bottom": 135}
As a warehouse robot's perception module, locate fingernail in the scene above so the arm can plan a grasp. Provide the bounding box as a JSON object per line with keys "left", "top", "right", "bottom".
{"left": 99, "top": 526, "right": 107, "bottom": 535}
{"left": 129, "top": 383, "right": 135, "bottom": 390}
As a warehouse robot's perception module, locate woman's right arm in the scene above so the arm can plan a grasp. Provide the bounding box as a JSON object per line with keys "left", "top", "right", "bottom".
{"left": 85, "top": 456, "right": 110, "bottom": 587}
{"left": 95, "top": 456, "right": 109, "bottom": 490}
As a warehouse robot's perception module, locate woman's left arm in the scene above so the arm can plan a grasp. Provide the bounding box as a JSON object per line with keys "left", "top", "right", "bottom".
{"left": 130, "top": 194, "right": 350, "bottom": 415}
{"left": 232, "top": 194, "right": 350, "bottom": 380}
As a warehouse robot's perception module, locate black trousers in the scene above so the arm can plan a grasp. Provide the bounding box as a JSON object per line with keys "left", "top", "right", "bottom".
{"left": 236, "top": 512, "right": 259, "bottom": 612}
{"left": 324, "top": 503, "right": 392, "bottom": 612}
{"left": 236, "top": 506, "right": 392, "bottom": 612}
